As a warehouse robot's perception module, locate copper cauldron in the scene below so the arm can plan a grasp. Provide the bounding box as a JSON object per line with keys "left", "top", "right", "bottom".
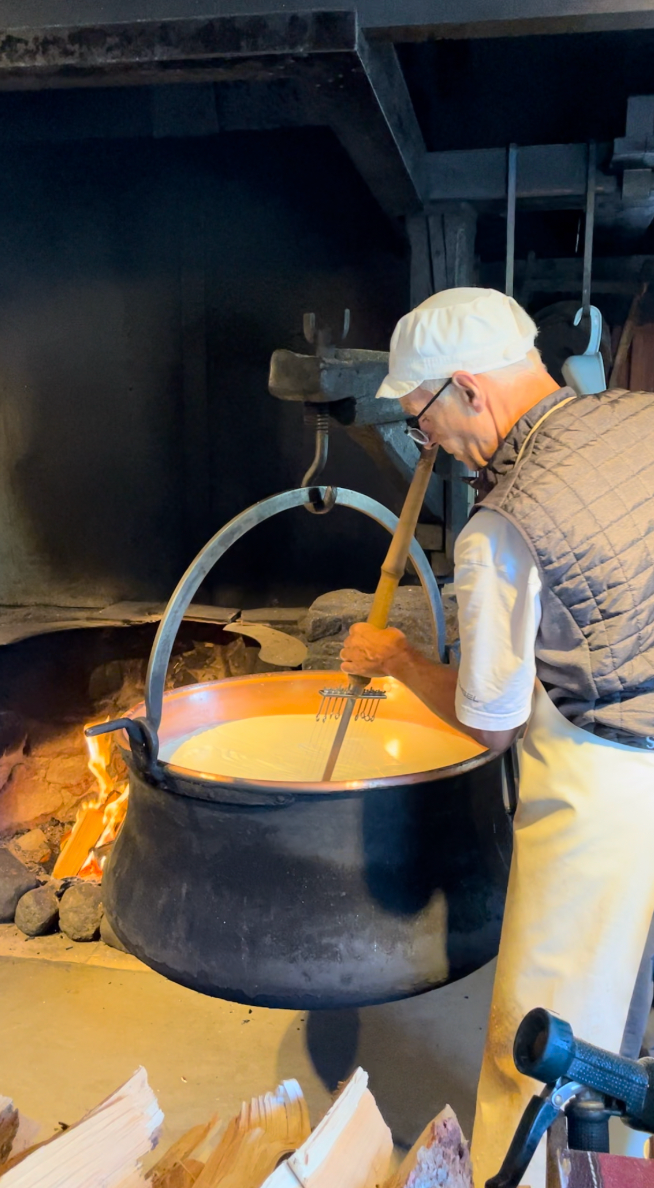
{"left": 94, "top": 487, "right": 513, "bottom": 1008}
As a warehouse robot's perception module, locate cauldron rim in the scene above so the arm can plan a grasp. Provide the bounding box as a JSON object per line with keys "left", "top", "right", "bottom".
{"left": 119, "top": 669, "right": 495, "bottom": 799}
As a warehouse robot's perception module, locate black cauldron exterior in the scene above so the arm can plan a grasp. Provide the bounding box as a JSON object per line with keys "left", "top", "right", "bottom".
{"left": 103, "top": 670, "right": 513, "bottom": 1009}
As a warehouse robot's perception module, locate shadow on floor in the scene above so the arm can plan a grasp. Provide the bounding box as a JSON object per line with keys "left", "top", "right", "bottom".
{"left": 275, "top": 960, "right": 495, "bottom": 1147}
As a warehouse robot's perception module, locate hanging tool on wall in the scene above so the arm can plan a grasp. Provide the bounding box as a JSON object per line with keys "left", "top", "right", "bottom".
{"left": 561, "top": 142, "right": 608, "bottom": 396}
{"left": 318, "top": 443, "right": 438, "bottom": 781}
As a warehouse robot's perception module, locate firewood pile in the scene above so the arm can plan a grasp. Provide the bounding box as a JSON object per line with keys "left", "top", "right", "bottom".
{"left": 0, "top": 1066, "right": 472, "bottom": 1188}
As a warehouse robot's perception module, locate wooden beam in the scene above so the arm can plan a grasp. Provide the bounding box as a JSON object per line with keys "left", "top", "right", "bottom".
{"left": 6, "top": 2, "right": 654, "bottom": 41}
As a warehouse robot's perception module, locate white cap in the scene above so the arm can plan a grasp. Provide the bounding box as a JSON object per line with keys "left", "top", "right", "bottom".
{"left": 376, "top": 287, "right": 538, "bottom": 399}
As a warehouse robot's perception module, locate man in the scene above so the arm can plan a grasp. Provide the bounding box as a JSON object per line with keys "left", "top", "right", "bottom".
{"left": 340, "top": 287, "right": 654, "bottom": 1187}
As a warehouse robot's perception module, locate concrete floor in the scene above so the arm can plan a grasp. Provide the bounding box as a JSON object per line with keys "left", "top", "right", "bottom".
{"left": 0, "top": 928, "right": 494, "bottom": 1158}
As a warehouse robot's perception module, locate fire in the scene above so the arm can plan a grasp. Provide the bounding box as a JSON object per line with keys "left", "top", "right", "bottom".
{"left": 52, "top": 723, "right": 129, "bottom": 880}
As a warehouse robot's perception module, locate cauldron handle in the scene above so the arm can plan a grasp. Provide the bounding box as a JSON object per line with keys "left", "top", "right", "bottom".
{"left": 143, "top": 486, "right": 448, "bottom": 741}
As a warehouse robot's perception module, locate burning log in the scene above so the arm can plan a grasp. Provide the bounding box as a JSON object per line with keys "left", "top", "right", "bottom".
{"left": 51, "top": 802, "right": 107, "bottom": 879}
{"left": 53, "top": 726, "right": 128, "bottom": 880}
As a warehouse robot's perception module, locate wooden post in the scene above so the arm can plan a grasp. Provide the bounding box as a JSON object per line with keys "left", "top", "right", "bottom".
{"left": 407, "top": 204, "right": 478, "bottom": 560}
{"left": 407, "top": 212, "right": 433, "bottom": 307}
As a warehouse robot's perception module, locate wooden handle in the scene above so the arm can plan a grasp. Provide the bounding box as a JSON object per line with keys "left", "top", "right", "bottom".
{"left": 367, "top": 446, "right": 437, "bottom": 629}
{"left": 345, "top": 446, "right": 437, "bottom": 694}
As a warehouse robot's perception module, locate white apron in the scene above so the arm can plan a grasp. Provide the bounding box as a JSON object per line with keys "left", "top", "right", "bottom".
{"left": 471, "top": 682, "right": 654, "bottom": 1188}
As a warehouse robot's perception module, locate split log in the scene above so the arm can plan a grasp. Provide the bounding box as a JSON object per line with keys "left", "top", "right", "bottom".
{"left": 262, "top": 1067, "right": 393, "bottom": 1188}
{"left": 0, "top": 1099, "right": 18, "bottom": 1168}
{"left": 149, "top": 1159, "right": 204, "bottom": 1188}
{"left": 383, "top": 1106, "right": 472, "bottom": 1188}
{"left": 193, "top": 1080, "right": 310, "bottom": 1188}
{"left": 0, "top": 1067, "right": 162, "bottom": 1187}
{"left": 147, "top": 1117, "right": 218, "bottom": 1186}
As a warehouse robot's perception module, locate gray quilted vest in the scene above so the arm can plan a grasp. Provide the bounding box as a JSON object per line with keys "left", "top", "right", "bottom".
{"left": 474, "top": 385, "right": 654, "bottom": 748}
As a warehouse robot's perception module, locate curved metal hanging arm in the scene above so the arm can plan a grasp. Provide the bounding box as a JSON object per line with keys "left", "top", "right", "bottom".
{"left": 301, "top": 408, "right": 335, "bottom": 514}
{"left": 144, "top": 486, "right": 447, "bottom": 739}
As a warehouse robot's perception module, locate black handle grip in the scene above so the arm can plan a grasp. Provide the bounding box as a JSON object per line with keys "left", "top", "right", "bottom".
{"left": 514, "top": 1009, "right": 650, "bottom": 1117}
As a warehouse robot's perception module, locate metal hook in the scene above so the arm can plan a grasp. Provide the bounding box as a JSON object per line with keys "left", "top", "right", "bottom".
{"left": 573, "top": 305, "right": 603, "bottom": 355}
{"left": 85, "top": 716, "right": 160, "bottom": 780}
{"left": 301, "top": 406, "right": 335, "bottom": 514}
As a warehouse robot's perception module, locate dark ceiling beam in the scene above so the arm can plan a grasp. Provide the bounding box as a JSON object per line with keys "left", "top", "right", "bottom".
{"left": 362, "top": 0, "right": 654, "bottom": 40}
{"left": 425, "top": 143, "right": 618, "bottom": 204}
{"left": 4, "top": 1, "right": 654, "bottom": 40}
{"left": 480, "top": 254, "right": 654, "bottom": 295}
{"left": 0, "top": 12, "right": 358, "bottom": 88}
{"left": 326, "top": 35, "right": 426, "bottom": 216}
{"left": 0, "top": 11, "right": 427, "bottom": 218}
{"left": 354, "top": 37, "right": 426, "bottom": 205}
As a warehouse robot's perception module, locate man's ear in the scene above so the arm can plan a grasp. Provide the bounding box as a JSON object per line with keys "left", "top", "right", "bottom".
{"left": 452, "top": 370, "right": 486, "bottom": 412}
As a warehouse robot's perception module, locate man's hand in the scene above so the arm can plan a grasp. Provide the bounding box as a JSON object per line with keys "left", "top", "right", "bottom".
{"left": 340, "top": 624, "right": 522, "bottom": 753}
{"left": 340, "top": 622, "right": 410, "bottom": 678}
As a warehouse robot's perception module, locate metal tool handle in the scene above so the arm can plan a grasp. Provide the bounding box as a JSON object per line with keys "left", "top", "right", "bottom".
{"left": 140, "top": 486, "right": 447, "bottom": 763}
{"left": 485, "top": 1092, "right": 561, "bottom": 1188}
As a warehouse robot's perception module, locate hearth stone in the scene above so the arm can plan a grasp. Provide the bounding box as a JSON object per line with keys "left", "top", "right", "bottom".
{"left": 15, "top": 885, "right": 59, "bottom": 936}
{"left": 0, "top": 849, "right": 38, "bottom": 922}
{"left": 299, "top": 585, "right": 461, "bottom": 671}
{"left": 10, "top": 828, "right": 52, "bottom": 867}
{"left": 59, "top": 883, "right": 103, "bottom": 941}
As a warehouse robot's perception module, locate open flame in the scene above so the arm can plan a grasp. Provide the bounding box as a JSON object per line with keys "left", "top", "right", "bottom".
{"left": 52, "top": 724, "right": 129, "bottom": 880}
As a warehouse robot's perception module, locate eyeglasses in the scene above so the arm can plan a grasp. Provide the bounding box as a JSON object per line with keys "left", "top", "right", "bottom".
{"left": 404, "top": 379, "right": 451, "bottom": 444}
